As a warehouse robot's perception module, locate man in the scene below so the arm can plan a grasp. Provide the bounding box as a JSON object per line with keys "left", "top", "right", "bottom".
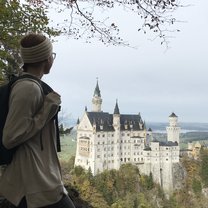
{"left": 0, "top": 33, "right": 75, "bottom": 208}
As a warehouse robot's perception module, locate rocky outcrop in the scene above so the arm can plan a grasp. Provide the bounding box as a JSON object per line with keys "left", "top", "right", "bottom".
{"left": 172, "top": 162, "right": 186, "bottom": 190}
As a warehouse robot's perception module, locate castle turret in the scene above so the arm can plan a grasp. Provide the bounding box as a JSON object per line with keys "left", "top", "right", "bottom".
{"left": 113, "top": 100, "right": 121, "bottom": 170}
{"left": 113, "top": 100, "right": 120, "bottom": 128}
{"left": 166, "top": 112, "right": 180, "bottom": 143}
{"left": 92, "top": 80, "right": 102, "bottom": 112}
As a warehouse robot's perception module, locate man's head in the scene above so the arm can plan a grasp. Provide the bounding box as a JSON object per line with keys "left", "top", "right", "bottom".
{"left": 20, "top": 33, "right": 55, "bottom": 74}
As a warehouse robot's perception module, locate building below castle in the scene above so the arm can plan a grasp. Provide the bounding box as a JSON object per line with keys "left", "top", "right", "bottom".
{"left": 75, "top": 81, "right": 180, "bottom": 193}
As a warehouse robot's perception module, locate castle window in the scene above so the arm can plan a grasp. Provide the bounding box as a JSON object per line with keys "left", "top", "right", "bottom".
{"left": 121, "top": 158, "right": 123, "bottom": 161}
{"left": 98, "top": 134, "right": 100, "bottom": 137}
{"left": 97, "top": 155, "right": 100, "bottom": 158}
{"left": 112, "top": 134, "right": 114, "bottom": 137}
{"left": 127, "top": 133, "right": 130, "bottom": 136}
{"left": 103, "top": 134, "right": 105, "bottom": 137}
{"left": 166, "top": 158, "right": 168, "bottom": 161}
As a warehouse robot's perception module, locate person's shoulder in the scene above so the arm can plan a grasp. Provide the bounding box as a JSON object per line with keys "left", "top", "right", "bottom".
{"left": 12, "top": 78, "right": 43, "bottom": 95}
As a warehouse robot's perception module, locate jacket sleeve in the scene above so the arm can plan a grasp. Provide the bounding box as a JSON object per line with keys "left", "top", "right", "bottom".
{"left": 3, "top": 80, "right": 61, "bottom": 149}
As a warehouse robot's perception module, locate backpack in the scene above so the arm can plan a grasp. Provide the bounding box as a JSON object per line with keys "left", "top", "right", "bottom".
{"left": 0, "top": 74, "right": 61, "bottom": 166}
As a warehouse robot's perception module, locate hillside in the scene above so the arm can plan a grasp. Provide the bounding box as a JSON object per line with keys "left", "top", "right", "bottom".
{"left": 58, "top": 151, "right": 208, "bottom": 208}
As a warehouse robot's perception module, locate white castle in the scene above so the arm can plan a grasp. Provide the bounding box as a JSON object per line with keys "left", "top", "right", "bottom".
{"left": 75, "top": 81, "right": 180, "bottom": 193}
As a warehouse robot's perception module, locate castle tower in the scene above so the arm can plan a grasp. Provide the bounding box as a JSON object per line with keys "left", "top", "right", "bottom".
{"left": 113, "top": 100, "right": 120, "bottom": 128}
{"left": 113, "top": 100, "right": 121, "bottom": 170}
{"left": 92, "top": 80, "right": 102, "bottom": 112}
{"left": 166, "top": 112, "right": 180, "bottom": 143}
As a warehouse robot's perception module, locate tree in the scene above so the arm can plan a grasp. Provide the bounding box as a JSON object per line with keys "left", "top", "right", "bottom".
{"left": 192, "top": 178, "right": 202, "bottom": 195}
{"left": 0, "top": 0, "right": 59, "bottom": 81}
{"left": 27, "top": 0, "right": 182, "bottom": 46}
{"left": 1, "top": 0, "right": 183, "bottom": 80}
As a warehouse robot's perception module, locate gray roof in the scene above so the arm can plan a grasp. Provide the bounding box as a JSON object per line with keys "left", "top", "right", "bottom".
{"left": 114, "top": 101, "right": 120, "bottom": 114}
{"left": 159, "top": 141, "right": 178, "bottom": 146}
{"left": 93, "top": 81, "right": 101, "bottom": 97}
{"left": 169, "top": 112, "right": 177, "bottom": 117}
{"left": 86, "top": 111, "right": 145, "bottom": 132}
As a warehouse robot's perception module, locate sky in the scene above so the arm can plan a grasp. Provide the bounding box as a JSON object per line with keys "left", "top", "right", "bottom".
{"left": 42, "top": 0, "right": 208, "bottom": 124}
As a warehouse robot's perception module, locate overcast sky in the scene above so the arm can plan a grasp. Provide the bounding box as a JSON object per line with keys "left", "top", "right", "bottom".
{"left": 43, "top": 0, "right": 208, "bottom": 124}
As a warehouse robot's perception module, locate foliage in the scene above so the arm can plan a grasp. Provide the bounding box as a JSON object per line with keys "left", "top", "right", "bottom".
{"left": 162, "top": 195, "right": 179, "bottom": 208}
{"left": 27, "top": 0, "right": 182, "bottom": 46}
{"left": 140, "top": 172, "right": 154, "bottom": 190}
{"left": 74, "top": 165, "right": 85, "bottom": 177}
{"left": 200, "top": 149, "right": 208, "bottom": 187}
{"left": 192, "top": 178, "right": 202, "bottom": 195}
{"left": 0, "top": 0, "right": 59, "bottom": 81}
{"left": 0, "top": 0, "right": 184, "bottom": 82}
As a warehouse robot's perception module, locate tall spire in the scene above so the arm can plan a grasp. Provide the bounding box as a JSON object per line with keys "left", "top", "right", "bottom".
{"left": 93, "top": 78, "right": 101, "bottom": 97}
{"left": 114, "top": 99, "right": 120, "bottom": 115}
{"left": 92, "top": 78, "right": 102, "bottom": 112}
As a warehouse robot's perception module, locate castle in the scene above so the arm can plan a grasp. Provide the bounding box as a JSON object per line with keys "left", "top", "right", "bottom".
{"left": 75, "top": 81, "right": 180, "bottom": 193}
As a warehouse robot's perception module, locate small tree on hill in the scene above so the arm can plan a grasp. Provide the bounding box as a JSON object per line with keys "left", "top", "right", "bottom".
{"left": 200, "top": 149, "right": 208, "bottom": 187}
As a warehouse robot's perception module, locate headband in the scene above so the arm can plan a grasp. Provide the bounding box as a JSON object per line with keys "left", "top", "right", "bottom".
{"left": 20, "top": 37, "right": 53, "bottom": 63}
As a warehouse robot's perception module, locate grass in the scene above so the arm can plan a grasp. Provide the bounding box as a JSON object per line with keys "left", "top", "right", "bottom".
{"left": 58, "top": 134, "right": 77, "bottom": 161}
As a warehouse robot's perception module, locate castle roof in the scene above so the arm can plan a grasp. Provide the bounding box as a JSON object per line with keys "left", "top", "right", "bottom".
{"left": 114, "top": 100, "right": 120, "bottom": 114}
{"left": 159, "top": 141, "right": 178, "bottom": 147}
{"left": 169, "top": 112, "right": 177, "bottom": 117}
{"left": 86, "top": 111, "right": 145, "bottom": 132}
{"left": 151, "top": 139, "right": 178, "bottom": 147}
{"left": 93, "top": 80, "right": 101, "bottom": 97}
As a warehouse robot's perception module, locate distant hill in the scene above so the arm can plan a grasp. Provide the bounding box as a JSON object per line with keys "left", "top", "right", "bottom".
{"left": 147, "top": 122, "right": 208, "bottom": 133}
